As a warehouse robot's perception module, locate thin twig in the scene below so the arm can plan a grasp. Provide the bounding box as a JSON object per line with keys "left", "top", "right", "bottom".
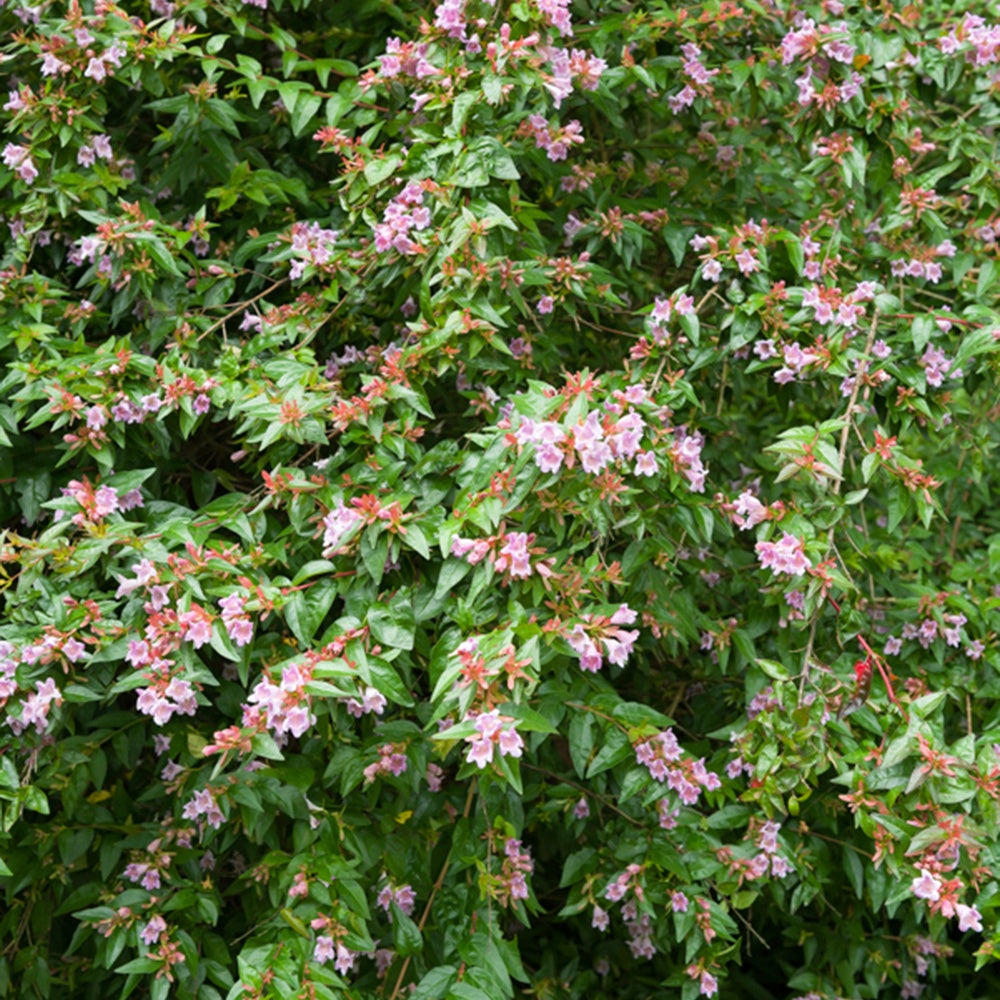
{"left": 196, "top": 278, "right": 288, "bottom": 342}
{"left": 799, "top": 312, "right": 879, "bottom": 702}
{"left": 386, "top": 780, "right": 476, "bottom": 1000}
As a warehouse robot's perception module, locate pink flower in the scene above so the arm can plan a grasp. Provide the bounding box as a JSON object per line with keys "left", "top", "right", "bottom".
{"left": 227, "top": 617, "right": 254, "bottom": 646}
{"left": 140, "top": 915, "right": 167, "bottom": 945}
{"left": 733, "top": 489, "right": 768, "bottom": 529}
{"left": 334, "top": 944, "right": 356, "bottom": 975}
{"left": 362, "top": 685, "right": 387, "bottom": 714}
{"left": 955, "top": 903, "right": 983, "bottom": 932}
{"left": 84, "top": 57, "right": 108, "bottom": 82}
{"left": 314, "top": 935, "right": 336, "bottom": 963}
{"left": 911, "top": 868, "right": 942, "bottom": 901}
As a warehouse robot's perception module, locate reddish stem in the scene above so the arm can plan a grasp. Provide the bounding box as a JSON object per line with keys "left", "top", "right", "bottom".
{"left": 857, "top": 635, "right": 909, "bottom": 721}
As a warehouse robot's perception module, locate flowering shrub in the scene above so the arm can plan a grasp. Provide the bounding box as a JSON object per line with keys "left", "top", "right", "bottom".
{"left": 3, "top": 0, "right": 1000, "bottom": 998}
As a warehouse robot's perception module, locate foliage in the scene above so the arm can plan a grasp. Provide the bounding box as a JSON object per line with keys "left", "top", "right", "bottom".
{"left": 3, "top": 0, "right": 1000, "bottom": 997}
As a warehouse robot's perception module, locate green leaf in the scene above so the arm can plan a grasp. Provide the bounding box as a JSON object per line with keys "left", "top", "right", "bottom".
{"left": 368, "top": 601, "right": 415, "bottom": 651}
{"left": 115, "top": 958, "right": 162, "bottom": 975}
{"left": 664, "top": 224, "right": 694, "bottom": 266}
{"left": 364, "top": 155, "right": 402, "bottom": 186}
{"left": 391, "top": 904, "right": 423, "bottom": 956}
{"left": 290, "top": 93, "right": 322, "bottom": 137}
{"left": 757, "top": 659, "right": 790, "bottom": 681}
{"left": 251, "top": 732, "right": 285, "bottom": 761}
{"left": 283, "top": 579, "right": 337, "bottom": 645}
{"left": 412, "top": 967, "right": 458, "bottom": 999}
{"left": 586, "top": 726, "right": 630, "bottom": 778}
{"left": 355, "top": 527, "right": 386, "bottom": 585}
{"left": 568, "top": 711, "right": 595, "bottom": 779}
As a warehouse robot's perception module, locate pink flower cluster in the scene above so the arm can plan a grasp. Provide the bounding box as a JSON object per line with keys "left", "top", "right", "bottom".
{"left": 115, "top": 559, "right": 163, "bottom": 604}
{"left": 888, "top": 252, "right": 937, "bottom": 282}
{"left": 346, "top": 685, "right": 387, "bottom": 717}
{"left": 566, "top": 604, "right": 639, "bottom": 673}
{"left": 781, "top": 17, "right": 856, "bottom": 66}
{"left": 433, "top": 0, "right": 470, "bottom": 40}
{"left": 542, "top": 46, "right": 607, "bottom": 107}
{"left": 623, "top": 901, "right": 656, "bottom": 959}
{"left": 178, "top": 605, "right": 213, "bottom": 648}
{"left": 464, "top": 709, "right": 524, "bottom": 768}
{"left": 647, "top": 291, "right": 694, "bottom": 344}
{"left": 182, "top": 786, "right": 225, "bottom": 829}
{"left": 522, "top": 114, "right": 584, "bottom": 162}
{"left": 496, "top": 837, "right": 533, "bottom": 905}
{"left": 755, "top": 531, "right": 811, "bottom": 576}
{"left": 910, "top": 868, "right": 982, "bottom": 931}
{"left": 77, "top": 133, "right": 113, "bottom": 168}
{"left": 772, "top": 341, "right": 819, "bottom": 385}
{"left": 373, "top": 180, "right": 432, "bottom": 255}
{"left": 375, "top": 37, "right": 438, "bottom": 82}
{"left": 450, "top": 528, "right": 554, "bottom": 582}
{"left": 801, "top": 279, "right": 877, "bottom": 328}
{"left": 140, "top": 915, "right": 167, "bottom": 946}
{"left": 780, "top": 15, "right": 863, "bottom": 108}
{"left": 321, "top": 501, "right": 363, "bottom": 553}
{"left": 136, "top": 670, "right": 198, "bottom": 726}
{"left": 687, "top": 964, "right": 719, "bottom": 998}
{"left": 287, "top": 221, "right": 339, "bottom": 279}
{"left": 535, "top": 0, "right": 572, "bottom": 36}
{"left": 495, "top": 531, "right": 540, "bottom": 578}
{"left": 246, "top": 662, "right": 316, "bottom": 741}
{"left": 6, "top": 677, "right": 62, "bottom": 736}
{"left": 920, "top": 343, "right": 960, "bottom": 387}
{"left": 218, "top": 593, "right": 254, "bottom": 647}
{"left": 604, "top": 863, "right": 643, "bottom": 903}
{"left": 58, "top": 478, "right": 143, "bottom": 525}
{"left": 83, "top": 44, "right": 126, "bottom": 84}
{"left": 670, "top": 427, "right": 708, "bottom": 491}
{"left": 731, "top": 489, "right": 771, "bottom": 529}
{"left": 377, "top": 882, "right": 416, "bottom": 918}
{"left": 363, "top": 742, "right": 409, "bottom": 782}
{"left": 669, "top": 42, "right": 719, "bottom": 114}
{"left": 53, "top": 373, "right": 215, "bottom": 449}
{"left": 634, "top": 729, "right": 721, "bottom": 805}
{"left": 106, "top": 392, "right": 165, "bottom": 425}
{"left": 2, "top": 142, "right": 38, "bottom": 183}
{"left": 125, "top": 857, "right": 169, "bottom": 891}
{"left": 117, "top": 563, "right": 221, "bottom": 724}
{"left": 940, "top": 13, "right": 1000, "bottom": 71}
{"left": 313, "top": 935, "right": 358, "bottom": 974}
{"left": 750, "top": 819, "right": 793, "bottom": 879}
{"left": 511, "top": 394, "right": 659, "bottom": 480}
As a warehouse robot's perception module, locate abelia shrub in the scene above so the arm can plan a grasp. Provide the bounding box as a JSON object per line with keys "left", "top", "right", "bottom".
{"left": 2, "top": 0, "right": 1000, "bottom": 998}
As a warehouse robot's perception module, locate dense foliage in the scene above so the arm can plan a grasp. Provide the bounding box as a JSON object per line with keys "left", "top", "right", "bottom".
{"left": 3, "top": 0, "right": 1000, "bottom": 997}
